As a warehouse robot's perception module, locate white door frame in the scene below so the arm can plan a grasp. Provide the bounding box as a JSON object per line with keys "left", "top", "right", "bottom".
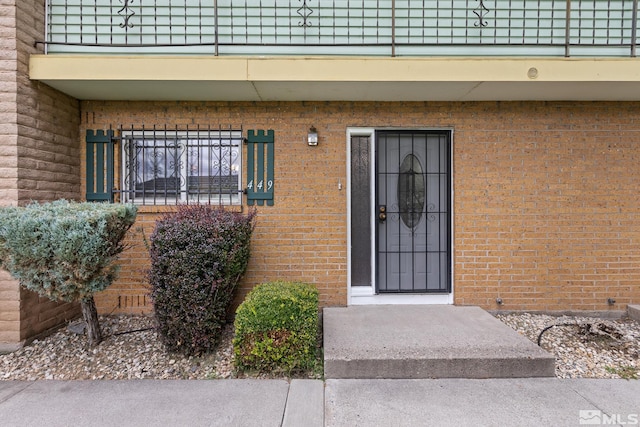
{"left": 346, "top": 127, "right": 454, "bottom": 305}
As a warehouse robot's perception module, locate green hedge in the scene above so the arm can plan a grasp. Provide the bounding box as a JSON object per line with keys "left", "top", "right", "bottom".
{"left": 233, "top": 281, "right": 319, "bottom": 373}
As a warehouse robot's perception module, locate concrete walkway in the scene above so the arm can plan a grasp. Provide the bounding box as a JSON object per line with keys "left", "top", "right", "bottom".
{"left": 324, "top": 305, "right": 555, "bottom": 379}
{"left": 0, "top": 379, "right": 322, "bottom": 427}
{"left": 326, "top": 378, "right": 640, "bottom": 426}
{"left": 1, "top": 378, "right": 639, "bottom": 426}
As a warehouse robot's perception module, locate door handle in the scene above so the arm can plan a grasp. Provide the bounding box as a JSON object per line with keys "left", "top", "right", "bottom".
{"left": 379, "top": 205, "right": 386, "bottom": 222}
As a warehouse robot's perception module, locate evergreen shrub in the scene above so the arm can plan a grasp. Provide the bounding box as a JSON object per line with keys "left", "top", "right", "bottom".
{"left": 149, "top": 205, "right": 255, "bottom": 356}
{"left": 0, "top": 200, "right": 137, "bottom": 346}
{"left": 234, "top": 281, "right": 319, "bottom": 372}
{"left": 0, "top": 200, "right": 137, "bottom": 301}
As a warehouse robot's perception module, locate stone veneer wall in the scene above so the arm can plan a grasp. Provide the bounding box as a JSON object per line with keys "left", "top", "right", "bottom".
{"left": 0, "top": 1, "right": 22, "bottom": 349}
{"left": 0, "top": 1, "right": 81, "bottom": 350}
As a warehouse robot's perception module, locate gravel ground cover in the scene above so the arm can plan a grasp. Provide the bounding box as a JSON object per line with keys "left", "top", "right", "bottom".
{"left": 1, "top": 313, "right": 638, "bottom": 380}
{"left": 1, "top": 316, "right": 233, "bottom": 380}
{"left": 496, "top": 312, "right": 640, "bottom": 379}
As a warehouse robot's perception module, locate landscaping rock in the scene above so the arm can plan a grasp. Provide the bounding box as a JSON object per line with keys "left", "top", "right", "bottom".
{"left": 496, "top": 312, "right": 640, "bottom": 379}
{"left": 1, "top": 313, "right": 638, "bottom": 380}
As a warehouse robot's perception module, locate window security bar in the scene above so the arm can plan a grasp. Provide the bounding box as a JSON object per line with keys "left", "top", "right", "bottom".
{"left": 118, "top": 125, "right": 243, "bottom": 206}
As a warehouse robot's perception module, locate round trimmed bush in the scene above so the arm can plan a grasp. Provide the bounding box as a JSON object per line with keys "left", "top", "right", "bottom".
{"left": 234, "top": 281, "right": 319, "bottom": 372}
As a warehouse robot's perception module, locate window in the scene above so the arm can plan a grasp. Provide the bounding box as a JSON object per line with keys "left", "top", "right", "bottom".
{"left": 121, "top": 128, "right": 242, "bottom": 205}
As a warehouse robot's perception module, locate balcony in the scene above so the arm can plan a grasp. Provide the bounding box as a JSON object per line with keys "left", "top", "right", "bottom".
{"left": 42, "top": 0, "right": 640, "bottom": 57}
{"left": 30, "top": 1, "right": 640, "bottom": 101}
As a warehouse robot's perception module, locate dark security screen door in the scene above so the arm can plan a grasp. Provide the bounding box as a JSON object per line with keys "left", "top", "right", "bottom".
{"left": 376, "top": 131, "right": 451, "bottom": 293}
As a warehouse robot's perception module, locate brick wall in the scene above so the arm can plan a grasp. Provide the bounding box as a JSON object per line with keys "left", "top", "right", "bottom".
{"left": 0, "top": 1, "right": 82, "bottom": 348}
{"left": 452, "top": 102, "right": 640, "bottom": 311}
{"left": 83, "top": 101, "right": 640, "bottom": 314}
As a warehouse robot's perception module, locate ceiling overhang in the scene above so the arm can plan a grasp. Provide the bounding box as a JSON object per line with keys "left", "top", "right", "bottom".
{"left": 29, "top": 55, "right": 640, "bottom": 101}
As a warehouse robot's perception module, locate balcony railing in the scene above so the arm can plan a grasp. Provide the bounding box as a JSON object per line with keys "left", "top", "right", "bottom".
{"left": 42, "top": 0, "right": 639, "bottom": 57}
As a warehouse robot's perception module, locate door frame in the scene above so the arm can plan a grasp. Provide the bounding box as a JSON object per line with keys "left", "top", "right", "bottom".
{"left": 347, "top": 127, "right": 455, "bottom": 305}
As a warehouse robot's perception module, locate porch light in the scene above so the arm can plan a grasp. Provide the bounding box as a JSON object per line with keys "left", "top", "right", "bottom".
{"left": 307, "top": 126, "right": 318, "bottom": 146}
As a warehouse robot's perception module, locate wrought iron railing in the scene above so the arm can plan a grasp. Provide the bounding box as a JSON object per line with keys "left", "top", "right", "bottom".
{"left": 42, "top": 0, "right": 639, "bottom": 56}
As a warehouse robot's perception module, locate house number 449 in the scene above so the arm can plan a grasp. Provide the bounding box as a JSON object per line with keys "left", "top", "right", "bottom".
{"left": 247, "top": 180, "right": 273, "bottom": 191}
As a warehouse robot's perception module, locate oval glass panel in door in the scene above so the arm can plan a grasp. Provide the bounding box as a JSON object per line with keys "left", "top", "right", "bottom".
{"left": 397, "top": 154, "right": 425, "bottom": 229}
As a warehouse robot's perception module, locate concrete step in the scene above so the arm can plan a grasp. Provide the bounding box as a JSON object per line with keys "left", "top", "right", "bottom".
{"left": 323, "top": 305, "right": 555, "bottom": 379}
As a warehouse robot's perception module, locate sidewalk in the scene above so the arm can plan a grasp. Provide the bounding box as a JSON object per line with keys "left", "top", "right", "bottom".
{"left": 326, "top": 378, "right": 640, "bottom": 426}
{"left": 1, "top": 378, "right": 639, "bottom": 426}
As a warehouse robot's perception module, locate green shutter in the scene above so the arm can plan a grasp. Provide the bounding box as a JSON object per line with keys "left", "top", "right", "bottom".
{"left": 86, "top": 129, "right": 115, "bottom": 202}
{"left": 246, "top": 130, "right": 275, "bottom": 206}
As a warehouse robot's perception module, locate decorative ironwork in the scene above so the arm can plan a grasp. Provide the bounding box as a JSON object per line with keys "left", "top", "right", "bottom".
{"left": 297, "top": 0, "right": 314, "bottom": 27}
{"left": 42, "top": 1, "right": 640, "bottom": 58}
{"left": 133, "top": 140, "right": 180, "bottom": 200}
{"left": 397, "top": 154, "right": 425, "bottom": 230}
{"left": 377, "top": 131, "right": 452, "bottom": 294}
{"left": 121, "top": 128, "right": 243, "bottom": 205}
{"left": 427, "top": 203, "right": 437, "bottom": 223}
{"left": 118, "top": 0, "right": 136, "bottom": 29}
{"left": 388, "top": 202, "right": 400, "bottom": 223}
{"left": 473, "top": 0, "right": 490, "bottom": 28}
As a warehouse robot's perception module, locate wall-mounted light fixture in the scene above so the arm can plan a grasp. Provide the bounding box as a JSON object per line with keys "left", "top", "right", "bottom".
{"left": 307, "top": 126, "right": 318, "bottom": 146}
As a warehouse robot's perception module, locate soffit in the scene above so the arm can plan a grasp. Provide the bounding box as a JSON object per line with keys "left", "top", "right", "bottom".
{"left": 29, "top": 56, "right": 640, "bottom": 101}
